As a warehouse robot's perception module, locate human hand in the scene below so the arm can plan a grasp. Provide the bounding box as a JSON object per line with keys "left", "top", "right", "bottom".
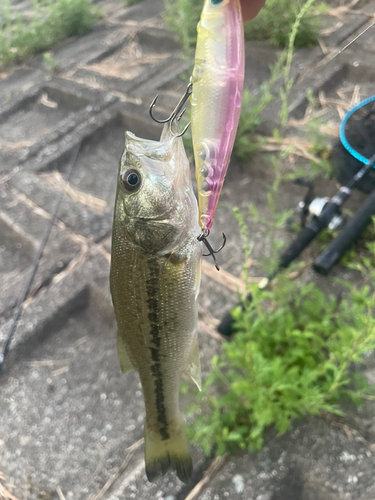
{"left": 239, "top": 0, "right": 266, "bottom": 22}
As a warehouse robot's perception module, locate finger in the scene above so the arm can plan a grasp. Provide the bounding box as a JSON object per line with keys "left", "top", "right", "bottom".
{"left": 240, "top": 0, "right": 266, "bottom": 22}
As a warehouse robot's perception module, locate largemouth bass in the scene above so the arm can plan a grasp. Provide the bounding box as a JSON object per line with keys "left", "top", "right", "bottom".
{"left": 191, "top": 0, "right": 245, "bottom": 234}
{"left": 110, "top": 125, "right": 202, "bottom": 483}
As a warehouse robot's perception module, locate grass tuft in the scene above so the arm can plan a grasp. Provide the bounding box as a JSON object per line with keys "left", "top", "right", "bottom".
{"left": 190, "top": 248, "right": 375, "bottom": 455}
{"left": 0, "top": 0, "right": 99, "bottom": 68}
{"left": 163, "top": 0, "right": 325, "bottom": 56}
{"left": 244, "top": 0, "right": 327, "bottom": 48}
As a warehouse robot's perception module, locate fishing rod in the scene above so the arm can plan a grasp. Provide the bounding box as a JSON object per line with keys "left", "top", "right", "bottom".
{"left": 313, "top": 186, "right": 375, "bottom": 274}
{"left": 277, "top": 152, "right": 375, "bottom": 270}
{"left": 0, "top": 142, "right": 82, "bottom": 375}
{"left": 218, "top": 96, "right": 375, "bottom": 337}
{"left": 313, "top": 95, "right": 375, "bottom": 274}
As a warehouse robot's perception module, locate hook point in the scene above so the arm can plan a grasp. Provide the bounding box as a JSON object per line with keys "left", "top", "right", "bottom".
{"left": 198, "top": 231, "right": 226, "bottom": 271}
{"left": 149, "top": 83, "right": 193, "bottom": 128}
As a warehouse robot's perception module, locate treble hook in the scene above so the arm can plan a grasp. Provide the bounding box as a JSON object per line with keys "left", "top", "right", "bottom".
{"left": 173, "top": 120, "right": 191, "bottom": 138}
{"left": 198, "top": 231, "right": 227, "bottom": 271}
{"left": 170, "top": 107, "right": 191, "bottom": 137}
{"left": 149, "top": 83, "right": 193, "bottom": 136}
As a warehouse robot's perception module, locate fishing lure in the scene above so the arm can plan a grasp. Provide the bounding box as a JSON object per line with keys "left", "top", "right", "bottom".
{"left": 191, "top": 0, "right": 245, "bottom": 236}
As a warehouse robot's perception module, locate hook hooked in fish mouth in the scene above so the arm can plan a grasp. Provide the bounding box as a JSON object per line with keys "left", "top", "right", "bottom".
{"left": 198, "top": 230, "right": 226, "bottom": 271}
{"left": 149, "top": 83, "right": 193, "bottom": 138}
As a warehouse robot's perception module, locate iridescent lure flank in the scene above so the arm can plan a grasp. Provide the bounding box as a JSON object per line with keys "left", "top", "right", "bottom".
{"left": 191, "top": 0, "right": 245, "bottom": 233}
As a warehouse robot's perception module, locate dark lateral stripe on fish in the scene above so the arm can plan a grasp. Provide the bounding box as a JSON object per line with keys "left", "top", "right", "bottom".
{"left": 146, "top": 257, "right": 170, "bottom": 441}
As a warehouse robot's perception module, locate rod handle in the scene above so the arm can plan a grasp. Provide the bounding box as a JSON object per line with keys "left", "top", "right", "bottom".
{"left": 314, "top": 189, "right": 375, "bottom": 274}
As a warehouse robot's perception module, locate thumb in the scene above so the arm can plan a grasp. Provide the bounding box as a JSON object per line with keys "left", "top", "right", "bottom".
{"left": 239, "top": 0, "right": 266, "bottom": 22}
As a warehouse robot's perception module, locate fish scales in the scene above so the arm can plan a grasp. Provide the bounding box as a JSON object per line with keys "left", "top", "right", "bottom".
{"left": 111, "top": 240, "right": 198, "bottom": 427}
{"left": 110, "top": 126, "right": 201, "bottom": 483}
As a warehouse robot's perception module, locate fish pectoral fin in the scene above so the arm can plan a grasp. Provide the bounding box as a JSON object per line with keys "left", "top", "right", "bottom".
{"left": 117, "top": 333, "right": 135, "bottom": 374}
{"left": 185, "top": 334, "right": 201, "bottom": 391}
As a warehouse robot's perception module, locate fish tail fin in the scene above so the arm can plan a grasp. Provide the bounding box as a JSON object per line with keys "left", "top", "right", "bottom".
{"left": 144, "top": 419, "right": 192, "bottom": 483}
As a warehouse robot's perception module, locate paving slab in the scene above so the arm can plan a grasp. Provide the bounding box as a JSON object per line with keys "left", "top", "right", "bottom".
{"left": 354, "top": 0, "right": 375, "bottom": 15}
{"left": 0, "top": 181, "right": 81, "bottom": 326}
{"left": 1, "top": 0, "right": 33, "bottom": 28}
{"left": 5, "top": 102, "right": 160, "bottom": 228}
{"left": 17, "top": 102, "right": 161, "bottom": 186}
{"left": 0, "top": 67, "right": 46, "bottom": 104}
{"left": 0, "top": 77, "right": 116, "bottom": 173}
{"left": 71, "top": 26, "right": 183, "bottom": 98}
{"left": 192, "top": 413, "right": 375, "bottom": 500}
{"left": 321, "top": 11, "right": 371, "bottom": 47}
{"left": 43, "top": 24, "right": 130, "bottom": 73}
{"left": 9, "top": 169, "right": 111, "bottom": 240}
{"left": 114, "top": 0, "right": 165, "bottom": 23}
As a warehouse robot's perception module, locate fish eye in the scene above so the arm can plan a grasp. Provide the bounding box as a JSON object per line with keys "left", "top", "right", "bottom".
{"left": 211, "top": 0, "right": 224, "bottom": 4}
{"left": 121, "top": 168, "right": 142, "bottom": 192}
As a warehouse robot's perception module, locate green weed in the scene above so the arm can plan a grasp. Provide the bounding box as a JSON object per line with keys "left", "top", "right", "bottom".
{"left": 302, "top": 89, "right": 333, "bottom": 179}
{"left": 190, "top": 254, "right": 375, "bottom": 455}
{"left": 0, "top": 0, "right": 99, "bottom": 68}
{"left": 244, "top": 0, "right": 327, "bottom": 48}
{"left": 163, "top": 0, "right": 202, "bottom": 59}
{"left": 234, "top": 90, "right": 269, "bottom": 160}
{"left": 43, "top": 52, "right": 58, "bottom": 72}
{"left": 235, "top": 2, "right": 333, "bottom": 165}
{"left": 234, "top": 0, "right": 319, "bottom": 159}
{"left": 305, "top": 117, "right": 333, "bottom": 178}
{"left": 163, "top": 0, "right": 324, "bottom": 58}
{"left": 233, "top": 46, "right": 288, "bottom": 160}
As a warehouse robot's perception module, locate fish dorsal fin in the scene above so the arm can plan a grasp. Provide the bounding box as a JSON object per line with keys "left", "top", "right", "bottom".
{"left": 117, "top": 333, "right": 135, "bottom": 373}
{"left": 185, "top": 334, "right": 201, "bottom": 391}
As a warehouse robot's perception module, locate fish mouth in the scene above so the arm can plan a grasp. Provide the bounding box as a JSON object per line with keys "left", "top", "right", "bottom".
{"left": 122, "top": 200, "right": 175, "bottom": 223}
{"left": 136, "top": 215, "right": 171, "bottom": 223}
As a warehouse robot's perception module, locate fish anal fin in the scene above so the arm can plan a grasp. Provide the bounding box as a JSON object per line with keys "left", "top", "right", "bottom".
{"left": 185, "top": 334, "right": 201, "bottom": 391}
{"left": 117, "top": 332, "right": 135, "bottom": 374}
